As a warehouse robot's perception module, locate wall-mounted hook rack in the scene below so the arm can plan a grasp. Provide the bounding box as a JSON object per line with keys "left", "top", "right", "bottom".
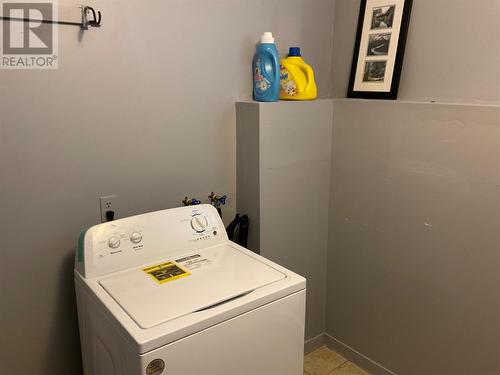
{"left": 0, "top": 5, "right": 102, "bottom": 30}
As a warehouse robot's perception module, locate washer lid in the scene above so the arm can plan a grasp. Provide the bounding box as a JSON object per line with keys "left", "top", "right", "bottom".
{"left": 98, "top": 244, "right": 286, "bottom": 329}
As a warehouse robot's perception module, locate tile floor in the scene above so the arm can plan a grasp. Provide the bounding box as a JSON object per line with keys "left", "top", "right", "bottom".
{"left": 304, "top": 346, "right": 371, "bottom": 375}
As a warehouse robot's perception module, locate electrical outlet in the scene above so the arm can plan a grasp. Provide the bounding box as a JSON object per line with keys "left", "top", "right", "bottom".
{"left": 99, "top": 195, "right": 117, "bottom": 222}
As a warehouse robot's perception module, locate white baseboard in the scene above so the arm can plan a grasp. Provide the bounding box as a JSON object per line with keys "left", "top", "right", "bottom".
{"left": 325, "top": 334, "right": 397, "bottom": 375}
{"left": 304, "top": 333, "right": 326, "bottom": 354}
{"left": 304, "top": 333, "right": 397, "bottom": 375}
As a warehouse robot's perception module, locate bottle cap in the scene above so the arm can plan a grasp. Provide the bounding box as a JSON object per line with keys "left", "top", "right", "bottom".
{"left": 288, "top": 47, "right": 301, "bottom": 57}
{"left": 260, "top": 32, "right": 275, "bottom": 44}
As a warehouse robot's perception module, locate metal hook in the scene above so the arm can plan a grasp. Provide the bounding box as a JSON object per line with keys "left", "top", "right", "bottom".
{"left": 82, "top": 6, "right": 101, "bottom": 29}
{"left": 88, "top": 7, "right": 101, "bottom": 26}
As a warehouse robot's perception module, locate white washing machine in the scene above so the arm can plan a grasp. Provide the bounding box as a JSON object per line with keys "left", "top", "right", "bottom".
{"left": 75, "top": 204, "right": 306, "bottom": 375}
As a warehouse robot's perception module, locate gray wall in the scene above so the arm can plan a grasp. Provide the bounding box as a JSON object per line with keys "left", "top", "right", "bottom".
{"left": 236, "top": 100, "right": 333, "bottom": 341}
{"left": 327, "top": 100, "right": 500, "bottom": 375}
{"left": 0, "top": 1, "right": 335, "bottom": 374}
{"left": 332, "top": 0, "right": 500, "bottom": 102}
{"left": 327, "top": 1, "right": 500, "bottom": 374}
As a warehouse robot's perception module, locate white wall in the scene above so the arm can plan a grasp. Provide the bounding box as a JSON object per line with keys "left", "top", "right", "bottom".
{"left": 0, "top": 1, "right": 335, "bottom": 373}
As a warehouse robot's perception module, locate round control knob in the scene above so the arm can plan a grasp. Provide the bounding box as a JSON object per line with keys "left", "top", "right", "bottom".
{"left": 191, "top": 215, "right": 208, "bottom": 233}
{"left": 108, "top": 236, "right": 120, "bottom": 249}
{"left": 130, "top": 232, "right": 143, "bottom": 244}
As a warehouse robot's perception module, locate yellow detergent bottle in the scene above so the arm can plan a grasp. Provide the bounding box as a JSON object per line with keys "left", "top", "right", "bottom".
{"left": 280, "top": 47, "right": 317, "bottom": 100}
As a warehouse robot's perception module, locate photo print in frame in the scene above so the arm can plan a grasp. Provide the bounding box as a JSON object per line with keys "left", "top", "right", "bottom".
{"left": 348, "top": 0, "right": 413, "bottom": 99}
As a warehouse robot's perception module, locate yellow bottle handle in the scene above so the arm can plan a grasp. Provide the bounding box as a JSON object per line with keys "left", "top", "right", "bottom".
{"left": 300, "top": 64, "right": 314, "bottom": 92}
{"left": 298, "top": 63, "right": 317, "bottom": 99}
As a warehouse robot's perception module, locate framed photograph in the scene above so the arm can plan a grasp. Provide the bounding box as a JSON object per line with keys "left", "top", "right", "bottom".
{"left": 347, "top": 0, "right": 413, "bottom": 99}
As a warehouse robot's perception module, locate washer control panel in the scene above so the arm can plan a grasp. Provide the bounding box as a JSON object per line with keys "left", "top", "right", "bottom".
{"left": 77, "top": 204, "right": 227, "bottom": 278}
{"left": 187, "top": 209, "right": 221, "bottom": 243}
{"left": 94, "top": 225, "right": 145, "bottom": 261}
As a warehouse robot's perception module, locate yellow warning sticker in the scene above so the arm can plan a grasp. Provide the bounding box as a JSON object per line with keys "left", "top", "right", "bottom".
{"left": 142, "top": 261, "right": 190, "bottom": 285}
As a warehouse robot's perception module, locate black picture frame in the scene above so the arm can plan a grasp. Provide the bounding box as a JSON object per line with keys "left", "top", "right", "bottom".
{"left": 347, "top": 0, "right": 413, "bottom": 99}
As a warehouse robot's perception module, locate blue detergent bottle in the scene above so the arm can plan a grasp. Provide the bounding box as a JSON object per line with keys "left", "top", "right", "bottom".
{"left": 252, "top": 32, "right": 280, "bottom": 102}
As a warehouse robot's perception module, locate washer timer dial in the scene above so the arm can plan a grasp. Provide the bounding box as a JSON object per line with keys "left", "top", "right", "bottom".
{"left": 108, "top": 236, "right": 120, "bottom": 249}
{"left": 190, "top": 214, "right": 208, "bottom": 233}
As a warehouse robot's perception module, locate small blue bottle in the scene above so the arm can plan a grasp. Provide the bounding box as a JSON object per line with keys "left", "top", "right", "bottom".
{"left": 252, "top": 32, "right": 280, "bottom": 102}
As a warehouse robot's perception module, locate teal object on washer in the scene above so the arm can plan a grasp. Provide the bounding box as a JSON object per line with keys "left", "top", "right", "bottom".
{"left": 77, "top": 228, "right": 87, "bottom": 262}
